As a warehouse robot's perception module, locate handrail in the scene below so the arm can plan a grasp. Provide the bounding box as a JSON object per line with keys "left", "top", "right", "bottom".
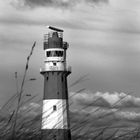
{"left": 44, "top": 32, "right": 63, "bottom": 42}
{"left": 40, "top": 66, "right": 72, "bottom": 73}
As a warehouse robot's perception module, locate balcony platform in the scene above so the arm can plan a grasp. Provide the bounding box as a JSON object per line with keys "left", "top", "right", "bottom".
{"left": 40, "top": 66, "right": 71, "bottom": 75}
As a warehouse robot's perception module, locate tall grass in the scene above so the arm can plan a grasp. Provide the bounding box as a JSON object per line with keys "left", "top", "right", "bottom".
{"left": 1, "top": 42, "right": 140, "bottom": 139}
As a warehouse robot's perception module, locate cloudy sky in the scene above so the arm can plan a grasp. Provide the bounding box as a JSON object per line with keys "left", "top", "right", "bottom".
{"left": 1, "top": 0, "right": 140, "bottom": 106}
{"left": 1, "top": 0, "right": 140, "bottom": 137}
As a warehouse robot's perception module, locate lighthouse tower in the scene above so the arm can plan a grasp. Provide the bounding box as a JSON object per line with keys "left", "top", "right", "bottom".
{"left": 40, "top": 26, "right": 71, "bottom": 140}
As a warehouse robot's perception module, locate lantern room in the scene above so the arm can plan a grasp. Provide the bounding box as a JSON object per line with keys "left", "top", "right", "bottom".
{"left": 43, "top": 29, "right": 68, "bottom": 71}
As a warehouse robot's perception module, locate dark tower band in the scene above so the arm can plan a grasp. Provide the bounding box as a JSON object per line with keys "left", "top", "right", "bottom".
{"left": 40, "top": 27, "right": 71, "bottom": 140}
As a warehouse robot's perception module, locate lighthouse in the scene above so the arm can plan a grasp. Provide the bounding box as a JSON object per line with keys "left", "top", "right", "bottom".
{"left": 40, "top": 26, "right": 71, "bottom": 140}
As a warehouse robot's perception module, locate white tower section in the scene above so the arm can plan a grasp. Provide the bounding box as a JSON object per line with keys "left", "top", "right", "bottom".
{"left": 43, "top": 31, "right": 67, "bottom": 72}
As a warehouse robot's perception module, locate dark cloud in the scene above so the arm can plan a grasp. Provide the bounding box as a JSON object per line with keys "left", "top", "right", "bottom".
{"left": 11, "top": 0, "right": 109, "bottom": 9}
{"left": 11, "top": 0, "right": 73, "bottom": 8}
{"left": 87, "top": 0, "right": 109, "bottom": 4}
{"left": 23, "top": 0, "right": 71, "bottom": 8}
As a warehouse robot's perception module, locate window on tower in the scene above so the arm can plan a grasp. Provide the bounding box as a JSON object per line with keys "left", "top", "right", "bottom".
{"left": 46, "top": 51, "right": 63, "bottom": 57}
{"left": 47, "top": 51, "right": 51, "bottom": 57}
{"left": 53, "top": 62, "right": 56, "bottom": 66}
{"left": 53, "top": 105, "right": 57, "bottom": 111}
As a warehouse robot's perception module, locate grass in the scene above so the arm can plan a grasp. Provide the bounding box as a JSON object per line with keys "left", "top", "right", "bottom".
{"left": 1, "top": 42, "right": 140, "bottom": 140}
{"left": 1, "top": 82, "right": 140, "bottom": 139}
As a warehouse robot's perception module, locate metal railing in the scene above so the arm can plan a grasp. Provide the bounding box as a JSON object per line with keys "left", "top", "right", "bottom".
{"left": 40, "top": 66, "right": 72, "bottom": 73}
{"left": 44, "top": 32, "right": 63, "bottom": 42}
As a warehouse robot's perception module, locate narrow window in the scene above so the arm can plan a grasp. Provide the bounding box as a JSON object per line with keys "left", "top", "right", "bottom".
{"left": 56, "top": 51, "right": 59, "bottom": 57}
{"left": 53, "top": 105, "right": 57, "bottom": 111}
{"left": 58, "top": 51, "right": 60, "bottom": 57}
{"left": 47, "top": 51, "right": 51, "bottom": 57}
{"left": 60, "top": 51, "right": 63, "bottom": 57}
{"left": 58, "top": 51, "right": 63, "bottom": 57}
{"left": 53, "top": 62, "right": 56, "bottom": 66}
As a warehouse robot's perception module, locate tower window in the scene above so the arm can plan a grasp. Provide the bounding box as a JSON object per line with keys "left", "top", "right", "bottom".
{"left": 46, "top": 51, "right": 63, "bottom": 57}
{"left": 56, "top": 51, "right": 63, "bottom": 57}
{"left": 53, "top": 105, "right": 57, "bottom": 111}
{"left": 47, "top": 51, "right": 51, "bottom": 57}
{"left": 53, "top": 62, "right": 56, "bottom": 66}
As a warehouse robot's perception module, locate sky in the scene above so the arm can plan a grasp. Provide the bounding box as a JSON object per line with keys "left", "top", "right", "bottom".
{"left": 0, "top": 0, "right": 140, "bottom": 100}
{"left": 1, "top": 0, "right": 140, "bottom": 137}
{"left": 1, "top": 0, "right": 140, "bottom": 102}
{"left": 1, "top": 0, "right": 140, "bottom": 99}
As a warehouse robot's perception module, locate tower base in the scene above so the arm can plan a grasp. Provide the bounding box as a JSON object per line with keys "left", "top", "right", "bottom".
{"left": 42, "top": 129, "right": 71, "bottom": 140}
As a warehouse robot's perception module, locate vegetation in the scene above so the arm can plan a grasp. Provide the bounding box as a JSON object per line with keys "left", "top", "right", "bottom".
{"left": 1, "top": 42, "right": 140, "bottom": 140}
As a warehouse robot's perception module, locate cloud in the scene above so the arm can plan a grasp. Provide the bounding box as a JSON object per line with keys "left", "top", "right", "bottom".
{"left": 19, "top": 0, "right": 72, "bottom": 8}
{"left": 20, "top": 102, "right": 41, "bottom": 116}
{"left": 69, "top": 91, "right": 140, "bottom": 133}
{"left": 10, "top": 0, "right": 109, "bottom": 9}
{"left": 71, "top": 91, "right": 140, "bottom": 108}
{"left": 87, "top": 0, "right": 109, "bottom": 4}
{"left": 115, "top": 111, "right": 140, "bottom": 122}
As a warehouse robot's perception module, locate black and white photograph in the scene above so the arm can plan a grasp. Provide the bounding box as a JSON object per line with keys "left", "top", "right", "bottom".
{"left": 1, "top": 0, "right": 140, "bottom": 139}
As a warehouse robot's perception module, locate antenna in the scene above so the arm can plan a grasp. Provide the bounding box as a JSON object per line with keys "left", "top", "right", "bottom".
{"left": 47, "top": 26, "right": 64, "bottom": 32}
